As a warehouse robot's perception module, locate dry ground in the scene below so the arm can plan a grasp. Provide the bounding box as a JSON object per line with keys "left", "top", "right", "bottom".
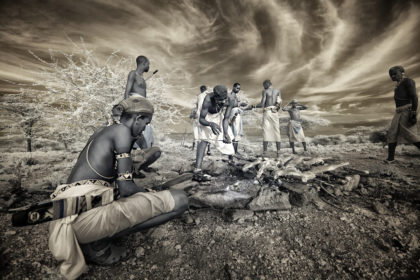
{"left": 0, "top": 140, "right": 419, "bottom": 279}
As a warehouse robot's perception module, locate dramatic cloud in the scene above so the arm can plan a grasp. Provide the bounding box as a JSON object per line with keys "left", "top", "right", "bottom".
{"left": 1, "top": 0, "right": 419, "bottom": 127}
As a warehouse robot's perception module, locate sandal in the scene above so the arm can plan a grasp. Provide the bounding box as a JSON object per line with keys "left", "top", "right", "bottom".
{"left": 81, "top": 242, "right": 127, "bottom": 266}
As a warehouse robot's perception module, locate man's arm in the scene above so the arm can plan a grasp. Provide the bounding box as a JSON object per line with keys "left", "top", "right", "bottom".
{"left": 406, "top": 79, "right": 418, "bottom": 125}
{"left": 406, "top": 79, "right": 418, "bottom": 111}
{"left": 199, "top": 96, "right": 221, "bottom": 135}
{"left": 298, "top": 105, "right": 308, "bottom": 110}
{"left": 257, "top": 90, "right": 267, "bottom": 108}
{"left": 223, "top": 104, "right": 233, "bottom": 143}
{"left": 114, "top": 132, "right": 145, "bottom": 197}
{"left": 124, "top": 71, "right": 136, "bottom": 99}
{"left": 248, "top": 90, "right": 266, "bottom": 110}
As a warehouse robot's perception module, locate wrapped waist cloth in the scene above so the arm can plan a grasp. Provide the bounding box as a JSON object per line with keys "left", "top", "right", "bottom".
{"left": 199, "top": 111, "right": 234, "bottom": 155}
{"left": 49, "top": 180, "right": 175, "bottom": 279}
{"left": 287, "top": 120, "right": 305, "bottom": 142}
{"left": 192, "top": 119, "right": 200, "bottom": 141}
{"left": 387, "top": 104, "right": 420, "bottom": 144}
{"left": 263, "top": 106, "right": 281, "bottom": 142}
{"left": 229, "top": 107, "right": 243, "bottom": 141}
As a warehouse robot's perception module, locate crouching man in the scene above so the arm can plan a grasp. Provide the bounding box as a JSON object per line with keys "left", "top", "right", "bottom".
{"left": 49, "top": 96, "right": 188, "bottom": 279}
{"left": 193, "top": 85, "right": 235, "bottom": 181}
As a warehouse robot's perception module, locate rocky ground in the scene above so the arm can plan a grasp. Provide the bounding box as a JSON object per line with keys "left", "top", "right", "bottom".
{"left": 0, "top": 138, "right": 419, "bottom": 279}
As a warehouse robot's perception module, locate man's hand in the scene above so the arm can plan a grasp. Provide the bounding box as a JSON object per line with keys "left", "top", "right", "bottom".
{"left": 209, "top": 122, "right": 221, "bottom": 135}
{"left": 409, "top": 111, "right": 417, "bottom": 126}
{"left": 223, "top": 134, "right": 231, "bottom": 144}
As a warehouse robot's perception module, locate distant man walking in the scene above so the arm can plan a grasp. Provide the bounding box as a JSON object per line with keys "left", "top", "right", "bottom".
{"left": 386, "top": 66, "right": 420, "bottom": 161}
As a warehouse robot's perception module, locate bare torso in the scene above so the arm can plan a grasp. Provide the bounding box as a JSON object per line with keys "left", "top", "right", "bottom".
{"left": 262, "top": 87, "right": 280, "bottom": 107}
{"left": 67, "top": 124, "right": 135, "bottom": 184}
{"left": 288, "top": 108, "right": 301, "bottom": 122}
{"left": 228, "top": 92, "right": 239, "bottom": 108}
{"left": 127, "top": 70, "right": 147, "bottom": 98}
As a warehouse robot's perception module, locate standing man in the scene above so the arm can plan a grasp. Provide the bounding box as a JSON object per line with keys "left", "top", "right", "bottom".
{"left": 191, "top": 85, "right": 211, "bottom": 154}
{"left": 250, "top": 80, "right": 282, "bottom": 157}
{"left": 124, "top": 55, "right": 150, "bottom": 98}
{"left": 228, "top": 82, "right": 248, "bottom": 159}
{"left": 193, "top": 85, "right": 234, "bottom": 181}
{"left": 282, "top": 99, "right": 308, "bottom": 154}
{"left": 123, "top": 55, "right": 159, "bottom": 175}
{"left": 386, "top": 66, "right": 420, "bottom": 161}
{"left": 189, "top": 106, "right": 199, "bottom": 150}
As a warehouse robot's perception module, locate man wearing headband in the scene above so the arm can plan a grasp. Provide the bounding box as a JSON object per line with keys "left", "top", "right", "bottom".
{"left": 282, "top": 99, "right": 308, "bottom": 154}
{"left": 386, "top": 66, "right": 420, "bottom": 161}
{"left": 249, "top": 80, "right": 282, "bottom": 157}
{"left": 48, "top": 96, "right": 188, "bottom": 279}
{"left": 193, "top": 85, "right": 235, "bottom": 181}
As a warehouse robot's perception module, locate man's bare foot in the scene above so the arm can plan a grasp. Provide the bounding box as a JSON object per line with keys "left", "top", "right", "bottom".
{"left": 82, "top": 242, "right": 127, "bottom": 266}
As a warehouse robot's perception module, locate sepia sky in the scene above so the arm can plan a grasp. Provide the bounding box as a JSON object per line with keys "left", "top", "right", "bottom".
{"left": 1, "top": 0, "right": 420, "bottom": 128}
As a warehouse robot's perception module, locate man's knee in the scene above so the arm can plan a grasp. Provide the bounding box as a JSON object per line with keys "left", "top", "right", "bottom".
{"left": 169, "top": 190, "right": 188, "bottom": 213}
{"left": 142, "top": 146, "right": 161, "bottom": 165}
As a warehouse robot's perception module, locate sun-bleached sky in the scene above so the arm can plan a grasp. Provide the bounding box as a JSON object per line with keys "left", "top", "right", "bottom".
{"left": 1, "top": 0, "right": 419, "bottom": 127}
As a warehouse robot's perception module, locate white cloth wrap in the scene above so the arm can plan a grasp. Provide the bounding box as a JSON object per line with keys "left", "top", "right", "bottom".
{"left": 192, "top": 119, "right": 200, "bottom": 142}
{"left": 49, "top": 182, "right": 175, "bottom": 280}
{"left": 229, "top": 107, "right": 243, "bottom": 141}
{"left": 199, "top": 111, "right": 235, "bottom": 155}
{"left": 287, "top": 120, "right": 305, "bottom": 142}
{"left": 262, "top": 106, "right": 281, "bottom": 142}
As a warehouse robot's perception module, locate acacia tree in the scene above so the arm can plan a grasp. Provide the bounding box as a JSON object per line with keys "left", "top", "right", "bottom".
{"left": 25, "top": 40, "right": 185, "bottom": 150}
{"left": 2, "top": 92, "right": 45, "bottom": 152}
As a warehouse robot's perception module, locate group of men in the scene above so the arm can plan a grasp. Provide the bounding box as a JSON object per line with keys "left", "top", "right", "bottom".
{"left": 33, "top": 54, "right": 419, "bottom": 280}
{"left": 189, "top": 80, "right": 308, "bottom": 180}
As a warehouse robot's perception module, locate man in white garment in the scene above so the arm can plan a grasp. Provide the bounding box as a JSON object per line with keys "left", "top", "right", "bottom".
{"left": 250, "top": 80, "right": 282, "bottom": 157}
{"left": 193, "top": 85, "right": 234, "bottom": 181}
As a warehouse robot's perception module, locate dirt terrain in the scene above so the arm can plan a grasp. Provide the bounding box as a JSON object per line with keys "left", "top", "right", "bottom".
{"left": 0, "top": 138, "right": 419, "bottom": 280}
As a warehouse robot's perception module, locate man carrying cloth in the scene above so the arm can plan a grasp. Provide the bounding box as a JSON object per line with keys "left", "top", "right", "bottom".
{"left": 386, "top": 66, "right": 420, "bottom": 161}
{"left": 250, "top": 80, "right": 282, "bottom": 157}
{"left": 48, "top": 96, "right": 188, "bottom": 279}
{"left": 193, "top": 85, "right": 234, "bottom": 181}
{"left": 282, "top": 99, "right": 308, "bottom": 154}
